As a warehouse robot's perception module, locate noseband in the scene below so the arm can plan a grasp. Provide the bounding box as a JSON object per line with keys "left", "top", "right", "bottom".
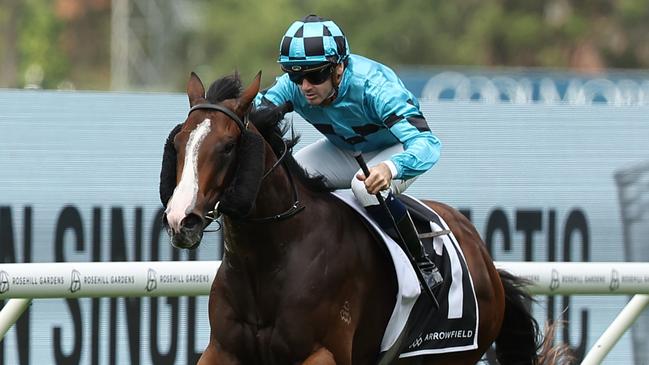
{"left": 188, "top": 102, "right": 304, "bottom": 226}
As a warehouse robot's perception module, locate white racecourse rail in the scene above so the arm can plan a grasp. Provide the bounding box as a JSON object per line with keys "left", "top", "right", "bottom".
{"left": 1, "top": 261, "right": 648, "bottom": 365}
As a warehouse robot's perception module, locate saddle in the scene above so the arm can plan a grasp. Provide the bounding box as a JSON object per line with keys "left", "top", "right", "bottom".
{"left": 377, "top": 194, "right": 451, "bottom": 254}
{"left": 376, "top": 194, "right": 480, "bottom": 363}
{"left": 331, "top": 191, "right": 479, "bottom": 362}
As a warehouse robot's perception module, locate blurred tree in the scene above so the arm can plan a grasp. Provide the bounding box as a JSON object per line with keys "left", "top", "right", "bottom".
{"left": 0, "top": 0, "right": 19, "bottom": 86}
{"left": 185, "top": 0, "right": 302, "bottom": 88}
{"left": 0, "top": 0, "right": 648, "bottom": 91}
{"left": 1, "top": 0, "right": 70, "bottom": 89}
{"left": 192, "top": 0, "right": 649, "bottom": 87}
{"left": 54, "top": 0, "right": 111, "bottom": 90}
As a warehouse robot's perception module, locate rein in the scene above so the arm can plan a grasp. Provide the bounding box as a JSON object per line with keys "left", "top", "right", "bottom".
{"left": 244, "top": 137, "right": 305, "bottom": 223}
{"left": 188, "top": 103, "right": 304, "bottom": 227}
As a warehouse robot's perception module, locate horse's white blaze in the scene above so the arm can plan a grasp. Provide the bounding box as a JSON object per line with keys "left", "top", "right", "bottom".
{"left": 165, "top": 119, "right": 211, "bottom": 232}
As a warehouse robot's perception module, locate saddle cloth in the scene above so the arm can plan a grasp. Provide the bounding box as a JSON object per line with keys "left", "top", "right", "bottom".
{"left": 331, "top": 191, "right": 478, "bottom": 359}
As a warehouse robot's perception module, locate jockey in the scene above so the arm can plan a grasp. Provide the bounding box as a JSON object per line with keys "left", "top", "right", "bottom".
{"left": 254, "top": 14, "right": 443, "bottom": 291}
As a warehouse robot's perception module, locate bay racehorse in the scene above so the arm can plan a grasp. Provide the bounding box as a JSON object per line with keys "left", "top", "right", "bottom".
{"left": 160, "top": 72, "right": 571, "bottom": 365}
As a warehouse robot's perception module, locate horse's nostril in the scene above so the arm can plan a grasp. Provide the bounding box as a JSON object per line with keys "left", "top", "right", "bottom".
{"left": 183, "top": 213, "right": 202, "bottom": 229}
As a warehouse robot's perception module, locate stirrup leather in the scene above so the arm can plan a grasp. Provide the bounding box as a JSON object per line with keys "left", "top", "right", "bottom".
{"left": 395, "top": 212, "right": 444, "bottom": 290}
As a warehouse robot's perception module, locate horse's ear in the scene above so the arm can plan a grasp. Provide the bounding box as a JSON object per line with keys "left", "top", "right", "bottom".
{"left": 236, "top": 71, "right": 261, "bottom": 115}
{"left": 187, "top": 72, "right": 206, "bottom": 107}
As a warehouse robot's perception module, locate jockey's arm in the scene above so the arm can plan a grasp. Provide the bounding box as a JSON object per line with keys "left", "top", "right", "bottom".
{"left": 369, "top": 83, "right": 442, "bottom": 181}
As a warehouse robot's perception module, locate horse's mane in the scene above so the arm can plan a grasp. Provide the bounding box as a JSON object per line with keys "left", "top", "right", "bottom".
{"left": 207, "top": 74, "right": 332, "bottom": 193}
{"left": 206, "top": 73, "right": 242, "bottom": 103}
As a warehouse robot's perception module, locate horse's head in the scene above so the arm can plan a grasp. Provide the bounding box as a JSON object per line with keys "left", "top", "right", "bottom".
{"left": 160, "top": 72, "right": 262, "bottom": 249}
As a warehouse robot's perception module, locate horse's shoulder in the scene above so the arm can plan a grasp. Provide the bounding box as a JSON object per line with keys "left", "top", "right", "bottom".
{"left": 315, "top": 192, "right": 363, "bottom": 215}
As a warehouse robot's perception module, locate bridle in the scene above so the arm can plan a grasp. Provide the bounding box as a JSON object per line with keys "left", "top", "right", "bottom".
{"left": 187, "top": 103, "right": 304, "bottom": 228}
{"left": 189, "top": 103, "right": 248, "bottom": 134}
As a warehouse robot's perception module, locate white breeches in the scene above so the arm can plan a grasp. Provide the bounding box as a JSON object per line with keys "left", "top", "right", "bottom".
{"left": 294, "top": 138, "right": 417, "bottom": 207}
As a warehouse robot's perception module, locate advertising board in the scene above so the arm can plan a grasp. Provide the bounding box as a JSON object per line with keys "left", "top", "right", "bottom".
{"left": 1, "top": 88, "right": 648, "bottom": 364}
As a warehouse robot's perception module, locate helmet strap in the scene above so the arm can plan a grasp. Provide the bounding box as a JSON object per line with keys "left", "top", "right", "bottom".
{"left": 321, "top": 63, "right": 343, "bottom": 106}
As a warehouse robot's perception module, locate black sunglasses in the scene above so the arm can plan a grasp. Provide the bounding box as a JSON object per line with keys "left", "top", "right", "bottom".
{"left": 283, "top": 63, "right": 334, "bottom": 85}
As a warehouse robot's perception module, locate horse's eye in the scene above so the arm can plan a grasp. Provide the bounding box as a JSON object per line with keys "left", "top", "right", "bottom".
{"left": 223, "top": 142, "right": 235, "bottom": 154}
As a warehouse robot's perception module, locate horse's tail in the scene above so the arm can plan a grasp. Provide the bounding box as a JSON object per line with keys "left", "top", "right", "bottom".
{"left": 494, "top": 270, "right": 575, "bottom": 365}
{"left": 494, "top": 270, "right": 541, "bottom": 364}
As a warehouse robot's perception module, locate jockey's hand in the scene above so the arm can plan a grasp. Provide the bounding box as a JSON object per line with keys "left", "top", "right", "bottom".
{"left": 356, "top": 162, "right": 393, "bottom": 195}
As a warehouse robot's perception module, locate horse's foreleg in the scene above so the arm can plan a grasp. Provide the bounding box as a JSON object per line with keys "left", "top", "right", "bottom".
{"left": 197, "top": 346, "right": 217, "bottom": 365}
{"left": 302, "top": 347, "right": 336, "bottom": 365}
{"left": 197, "top": 341, "right": 239, "bottom": 365}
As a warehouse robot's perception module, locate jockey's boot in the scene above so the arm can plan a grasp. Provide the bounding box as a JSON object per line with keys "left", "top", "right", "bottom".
{"left": 396, "top": 212, "right": 444, "bottom": 291}
{"left": 365, "top": 194, "right": 443, "bottom": 291}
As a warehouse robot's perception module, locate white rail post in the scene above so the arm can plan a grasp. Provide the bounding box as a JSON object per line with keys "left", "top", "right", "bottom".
{"left": 0, "top": 298, "right": 32, "bottom": 341}
{"left": 581, "top": 294, "right": 649, "bottom": 365}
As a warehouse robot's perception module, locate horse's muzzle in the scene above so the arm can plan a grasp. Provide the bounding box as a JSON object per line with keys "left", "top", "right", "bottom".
{"left": 162, "top": 212, "right": 204, "bottom": 249}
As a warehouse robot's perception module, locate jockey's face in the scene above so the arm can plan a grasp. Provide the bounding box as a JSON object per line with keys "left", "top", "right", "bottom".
{"left": 299, "top": 75, "right": 334, "bottom": 105}
{"left": 291, "top": 63, "right": 344, "bottom": 106}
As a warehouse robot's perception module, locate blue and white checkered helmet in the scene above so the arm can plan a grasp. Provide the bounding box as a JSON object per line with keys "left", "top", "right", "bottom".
{"left": 278, "top": 15, "right": 350, "bottom": 71}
